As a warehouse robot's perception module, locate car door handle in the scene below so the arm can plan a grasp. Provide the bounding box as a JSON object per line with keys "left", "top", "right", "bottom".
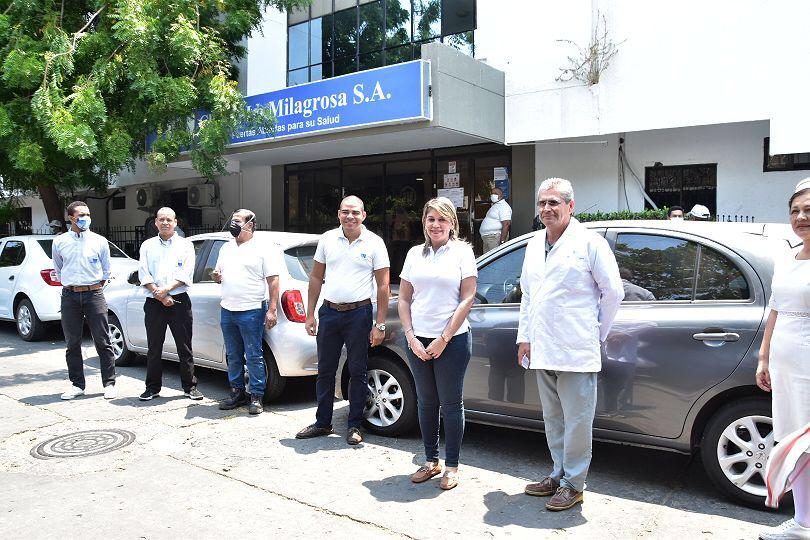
{"left": 692, "top": 332, "right": 740, "bottom": 342}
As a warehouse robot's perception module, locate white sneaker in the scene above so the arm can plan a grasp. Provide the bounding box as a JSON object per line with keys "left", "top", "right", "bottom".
{"left": 61, "top": 386, "right": 85, "bottom": 400}
{"left": 760, "top": 519, "right": 810, "bottom": 540}
{"left": 103, "top": 384, "right": 117, "bottom": 400}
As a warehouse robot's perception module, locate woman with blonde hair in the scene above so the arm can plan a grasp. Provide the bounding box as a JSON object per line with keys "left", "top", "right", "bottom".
{"left": 398, "top": 197, "right": 478, "bottom": 490}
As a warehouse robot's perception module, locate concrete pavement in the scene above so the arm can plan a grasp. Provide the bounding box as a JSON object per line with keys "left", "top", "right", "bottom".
{"left": 0, "top": 323, "right": 787, "bottom": 539}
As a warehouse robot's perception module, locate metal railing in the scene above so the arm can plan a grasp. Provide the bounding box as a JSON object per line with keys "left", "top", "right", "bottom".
{"left": 716, "top": 214, "right": 756, "bottom": 222}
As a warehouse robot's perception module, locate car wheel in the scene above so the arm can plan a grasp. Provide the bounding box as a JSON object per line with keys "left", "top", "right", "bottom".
{"left": 262, "top": 347, "right": 287, "bottom": 402}
{"left": 16, "top": 298, "right": 45, "bottom": 342}
{"left": 700, "top": 397, "right": 783, "bottom": 508}
{"left": 362, "top": 355, "right": 418, "bottom": 436}
{"left": 107, "top": 313, "right": 136, "bottom": 366}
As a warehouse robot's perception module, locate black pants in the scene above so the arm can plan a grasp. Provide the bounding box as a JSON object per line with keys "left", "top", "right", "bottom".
{"left": 61, "top": 289, "right": 116, "bottom": 390}
{"left": 144, "top": 293, "right": 196, "bottom": 393}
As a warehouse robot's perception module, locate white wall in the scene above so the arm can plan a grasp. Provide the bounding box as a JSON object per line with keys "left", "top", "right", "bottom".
{"left": 246, "top": 5, "right": 288, "bottom": 95}
{"left": 477, "top": 0, "right": 810, "bottom": 145}
{"left": 535, "top": 121, "right": 809, "bottom": 223}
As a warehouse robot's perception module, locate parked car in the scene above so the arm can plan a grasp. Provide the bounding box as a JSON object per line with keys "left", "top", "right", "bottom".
{"left": 103, "top": 231, "right": 319, "bottom": 401}
{"left": 0, "top": 234, "right": 137, "bottom": 341}
{"left": 335, "top": 220, "right": 801, "bottom": 507}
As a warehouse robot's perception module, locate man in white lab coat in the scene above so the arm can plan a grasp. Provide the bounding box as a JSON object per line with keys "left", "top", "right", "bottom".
{"left": 516, "top": 178, "right": 624, "bottom": 511}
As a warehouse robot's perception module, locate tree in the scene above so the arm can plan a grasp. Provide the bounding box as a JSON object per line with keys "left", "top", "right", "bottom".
{"left": 0, "top": 0, "right": 309, "bottom": 225}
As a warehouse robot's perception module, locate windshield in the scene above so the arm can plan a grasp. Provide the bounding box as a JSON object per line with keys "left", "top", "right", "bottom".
{"left": 37, "top": 240, "right": 130, "bottom": 259}
{"left": 284, "top": 244, "right": 316, "bottom": 281}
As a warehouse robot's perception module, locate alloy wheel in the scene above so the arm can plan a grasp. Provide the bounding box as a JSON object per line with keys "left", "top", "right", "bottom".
{"left": 16, "top": 304, "right": 32, "bottom": 336}
{"left": 716, "top": 414, "right": 773, "bottom": 498}
{"left": 108, "top": 323, "right": 125, "bottom": 360}
{"left": 365, "top": 368, "right": 405, "bottom": 427}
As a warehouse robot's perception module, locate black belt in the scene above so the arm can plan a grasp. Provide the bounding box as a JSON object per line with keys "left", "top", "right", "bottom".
{"left": 323, "top": 299, "right": 371, "bottom": 312}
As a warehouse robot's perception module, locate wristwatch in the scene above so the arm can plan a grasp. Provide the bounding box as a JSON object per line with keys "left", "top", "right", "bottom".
{"left": 374, "top": 322, "right": 386, "bottom": 331}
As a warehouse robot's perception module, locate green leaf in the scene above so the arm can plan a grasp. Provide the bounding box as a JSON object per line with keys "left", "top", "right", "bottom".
{"left": 0, "top": 106, "right": 14, "bottom": 139}
{"left": 2, "top": 45, "right": 45, "bottom": 90}
{"left": 12, "top": 140, "right": 46, "bottom": 173}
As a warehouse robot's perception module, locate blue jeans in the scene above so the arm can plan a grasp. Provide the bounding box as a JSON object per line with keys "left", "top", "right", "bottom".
{"left": 220, "top": 304, "right": 267, "bottom": 395}
{"left": 315, "top": 303, "right": 372, "bottom": 429}
{"left": 406, "top": 332, "right": 470, "bottom": 468}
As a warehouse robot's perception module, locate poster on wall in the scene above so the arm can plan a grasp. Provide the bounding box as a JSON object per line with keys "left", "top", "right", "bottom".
{"left": 437, "top": 188, "right": 464, "bottom": 208}
{"left": 448, "top": 161, "right": 457, "bottom": 174}
{"left": 443, "top": 173, "right": 460, "bottom": 188}
{"left": 494, "top": 167, "right": 509, "bottom": 199}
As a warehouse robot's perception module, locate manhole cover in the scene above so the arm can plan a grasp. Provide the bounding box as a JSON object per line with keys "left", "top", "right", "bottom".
{"left": 30, "top": 429, "right": 135, "bottom": 460}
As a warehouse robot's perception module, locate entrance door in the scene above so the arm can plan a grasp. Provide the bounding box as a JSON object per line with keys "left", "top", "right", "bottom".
{"left": 384, "top": 159, "right": 433, "bottom": 279}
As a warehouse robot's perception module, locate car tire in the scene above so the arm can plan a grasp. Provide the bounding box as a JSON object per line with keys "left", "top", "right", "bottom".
{"left": 362, "top": 355, "right": 418, "bottom": 437}
{"left": 16, "top": 298, "right": 45, "bottom": 342}
{"left": 107, "top": 313, "right": 136, "bottom": 366}
{"left": 700, "top": 397, "right": 785, "bottom": 508}
{"left": 262, "top": 347, "right": 287, "bottom": 402}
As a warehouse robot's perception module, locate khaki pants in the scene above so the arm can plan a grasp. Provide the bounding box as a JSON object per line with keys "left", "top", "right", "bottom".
{"left": 481, "top": 233, "right": 501, "bottom": 253}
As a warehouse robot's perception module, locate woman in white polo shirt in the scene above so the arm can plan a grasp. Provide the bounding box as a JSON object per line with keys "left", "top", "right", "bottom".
{"left": 398, "top": 197, "right": 478, "bottom": 490}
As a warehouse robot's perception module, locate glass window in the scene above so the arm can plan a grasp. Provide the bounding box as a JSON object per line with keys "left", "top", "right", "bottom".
{"left": 310, "top": 15, "right": 332, "bottom": 64}
{"left": 313, "top": 168, "right": 342, "bottom": 228}
{"left": 444, "top": 30, "right": 474, "bottom": 57}
{"left": 613, "top": 233, "right": 697, "bottom": 301}
{"left": 108, "top": 242, "right": 128, "bottom": 258}
{"left": 343, "top": 163, "right": 385, "bottom": 236}
{"left": 287, "top": 171, "right": 313, "bottom": 232}
{"left": 475, "top": 246, "right": 525, "bottom": 304}
{"left": 334, "top": 55, "right": 357, "bottom": 76}
{"left": 359, "top": 1, "right": 383, "bottom": 53}
{"left": 385, "top": 44, "right": 412, "bottom": 65}
{"left": 359, "top": 51, "right": 383, "bottom": 71}
{"left": 37, "top": 240, "right": 53, "bottom": 258}
{"left": 310, "top": 63, "right": 324, "bottom": 82}
{"left": 288, "top": 67, "right": 309, "bottom": 86}
{"left": 441, "top": 0, "right": 475, "bottom": 35}
{"left": 200, "top": 241, "right": 226, "bottom": 283}
{"left": 386, "top": 0, "right": 411, "bottom": 48}
{"left": 333, "top": 7, "right": 358, "bottom": 60}
{"left": 696, "top": 247, "right": 750, "bottom": 300}
{"left": 284, "top": 245, "right": 317, "bottom": 281}
{"left": 0, "top": 240, "right": 25, "bottom": 267}
{"left": 288, "top": 21, "right": 309, "bottom": 70}
{"left": 413, "top": 0, "right": 441, "bottom": 41}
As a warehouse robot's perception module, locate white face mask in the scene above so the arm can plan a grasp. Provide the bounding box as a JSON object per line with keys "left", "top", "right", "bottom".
{"left": 490, "top": 194, "right": 500, "bottom": 203}
{"left": 670, "top": 216, "right": 683, "bottom": 221}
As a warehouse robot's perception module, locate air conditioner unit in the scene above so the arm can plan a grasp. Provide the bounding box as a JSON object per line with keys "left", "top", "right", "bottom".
{"left": 136, "top": 186, "right": 161, "bottom": 208}
{"left": 188, "top": 183, "right": 217, "bottom": 207}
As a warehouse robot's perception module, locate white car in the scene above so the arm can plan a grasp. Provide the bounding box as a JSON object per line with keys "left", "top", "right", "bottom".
{"left": 103, "top": 231, "right": 320, "bottom": 401}
{"left": 0, "top": 235, "right": 138, "bottom": 341}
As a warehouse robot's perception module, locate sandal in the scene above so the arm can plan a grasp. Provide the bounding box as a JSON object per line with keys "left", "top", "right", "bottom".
{"left": 440, "top": 469, "right": 459, "bottom": 490}
{"left": 410, "top": 461, "right": 442, "bottom": 483}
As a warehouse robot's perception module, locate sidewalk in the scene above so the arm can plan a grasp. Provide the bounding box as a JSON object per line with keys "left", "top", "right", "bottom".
{"left": 0, "top": 324, "right": 785, "bottom": 539}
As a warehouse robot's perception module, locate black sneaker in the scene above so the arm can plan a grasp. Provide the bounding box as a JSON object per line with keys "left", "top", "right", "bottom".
{"left": 139, "top": 389, "right": 160, "bottom": 401}
{"left": 249, "top": 394, "right": 264, "bottom": 415}
{"left": 184, "top": 387, "right": 204, "bottom": 400}
{"left": 218, "top": 388, "right": 248, "bottom": 410}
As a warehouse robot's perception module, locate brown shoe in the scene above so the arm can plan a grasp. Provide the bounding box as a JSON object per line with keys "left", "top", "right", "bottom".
{"left": 440, "top": 470, "right": 459, "bottom": 490}
{"left": 410, "top": 461, "right": 442, "bottom": 483}
{"left": 295, "top": 423, "right": 333, "bottom": 439}
{"left": 524, "top": 476, "right": 560, "bottom": 497}
{"left": 346, "top": 427, "right": 363, "bottom": 445}
{"left": 545, "top": 486, "right": 584, "bottom": 511}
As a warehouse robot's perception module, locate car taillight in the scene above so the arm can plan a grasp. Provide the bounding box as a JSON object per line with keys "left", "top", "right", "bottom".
{"left": 281, "top": 290, "right": 306, "bottom": 323}
{"left": 40, "top": 269, "right": 62, "bottom": 286}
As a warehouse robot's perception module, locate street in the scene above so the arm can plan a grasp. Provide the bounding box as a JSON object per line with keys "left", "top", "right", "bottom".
{"left": 0, "top": 323, "right": 786, "bottom": 539}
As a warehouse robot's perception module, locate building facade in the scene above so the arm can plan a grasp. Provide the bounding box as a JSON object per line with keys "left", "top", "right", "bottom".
{"left": 16, "top": 0, "right": 805, "bottom": 263}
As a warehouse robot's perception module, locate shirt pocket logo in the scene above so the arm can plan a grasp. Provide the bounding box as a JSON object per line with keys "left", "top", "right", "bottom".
{"left": 88, "top": 256, "right": 100, "bottom": 265}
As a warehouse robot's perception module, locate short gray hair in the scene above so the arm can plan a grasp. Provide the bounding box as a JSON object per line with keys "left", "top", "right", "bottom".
{"left": 537, "top": 177, "right": 574, "bottom": 203}
{"left": 233, "top": 209, "right": 256, "bottom": 230}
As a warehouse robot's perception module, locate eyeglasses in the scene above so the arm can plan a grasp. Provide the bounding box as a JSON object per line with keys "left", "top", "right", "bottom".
{"left": 537, "top": 199, "right": 563, "bottom": 208}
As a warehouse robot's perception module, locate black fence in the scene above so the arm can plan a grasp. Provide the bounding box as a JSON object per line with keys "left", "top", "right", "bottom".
{"left": 716, "top": 214, "right": 756, "bottom": 222}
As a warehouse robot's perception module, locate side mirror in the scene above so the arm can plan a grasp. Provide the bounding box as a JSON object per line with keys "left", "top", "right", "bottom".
{"left": 127, "top": 270, "right": 140, "bottom": 285}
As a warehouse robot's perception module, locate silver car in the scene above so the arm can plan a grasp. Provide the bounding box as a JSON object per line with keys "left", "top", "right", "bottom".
{"left": 335, "top": 220, "right": 800, "bottom": 507}
{"left": 104, "top": 231, "right": 319, "bottom": 400}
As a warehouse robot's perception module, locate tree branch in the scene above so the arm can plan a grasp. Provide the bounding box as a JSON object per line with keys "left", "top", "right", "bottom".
{"left": 41, "top": 4, "right": 108, "bottom": 87}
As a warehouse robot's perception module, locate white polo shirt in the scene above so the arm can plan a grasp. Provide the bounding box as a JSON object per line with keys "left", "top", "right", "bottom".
{"left": 138, "top": 233, "right": 195, "bottom": 295}
{"left": 400, "top": 240, "right": 478, "bottom": 338}
{"left": 480, "top": 199, "right": 513, "bottom": 235}
{"left": 314, "top": 226, "right": 390, "bottom": 303}
{"left": 215, "top": 237, "right": 280, "bottom": 311}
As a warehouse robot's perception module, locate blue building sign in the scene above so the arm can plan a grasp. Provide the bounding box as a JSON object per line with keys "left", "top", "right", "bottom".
{"left": 213, "top": 60, "right": 432, "bottom": 145}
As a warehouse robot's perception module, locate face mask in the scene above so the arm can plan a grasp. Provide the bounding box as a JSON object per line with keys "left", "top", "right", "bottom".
{"left": 76, "top": 216, "right": 91, "bottom": 231}
{"left": 490, "top": 194, "right": 500, "bottom": 203}
{"left": 228, "top": 216, "right": 253, "bottom": 238}
{"left": 670, "top": 216, "right": 683, "bottom": 221}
